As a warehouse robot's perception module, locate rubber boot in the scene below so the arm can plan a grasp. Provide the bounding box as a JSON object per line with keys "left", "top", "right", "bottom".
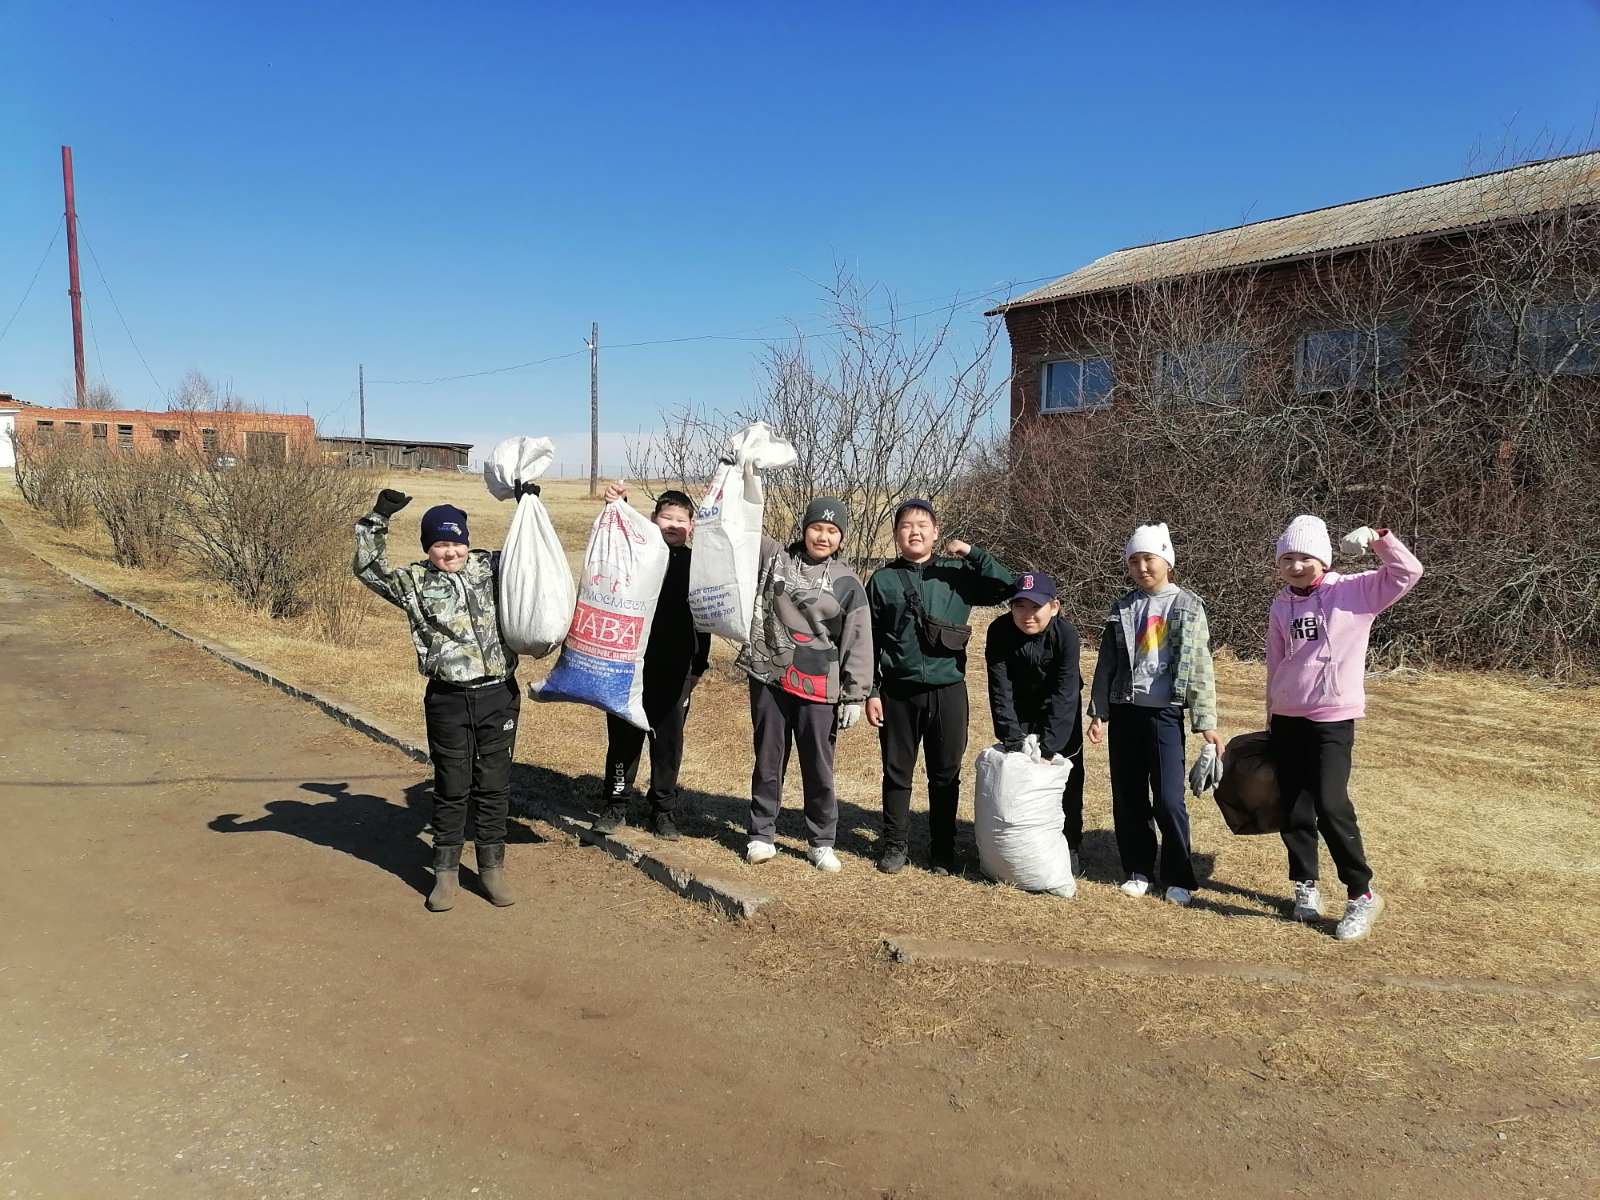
{"left": 476, "top": 842, "right": 516, "bottom": 907}
{"left": 427, "top": 844, "right": 462, "bottom": 912}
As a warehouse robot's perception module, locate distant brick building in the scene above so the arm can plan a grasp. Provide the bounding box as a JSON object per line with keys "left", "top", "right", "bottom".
{"left": 12, "top": 407, "right": 315, "bottom": 461}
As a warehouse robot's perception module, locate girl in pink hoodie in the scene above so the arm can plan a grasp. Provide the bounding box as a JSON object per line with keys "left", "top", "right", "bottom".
{"left": 1266, "top": 515, "right": 1423, "bottom": 943}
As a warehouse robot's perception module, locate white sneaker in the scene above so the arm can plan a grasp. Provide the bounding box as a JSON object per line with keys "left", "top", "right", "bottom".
{"left": 746, "top": 840, "right": 777, "bottom": 865}
{"left": 1120, "top": 874, "right": 1150, "bottom": 898}
{"left": 1292, "top": 880, "right": 1324, "bottom": 922}
{"left": 807, "top": 846, "right": 842, "bottom": 873}
{"left": 1165, "top": 886, "right": 1193, "bottom": 907}
{"left": 1336, "top": 891, "right": 1385, "bottom": 942}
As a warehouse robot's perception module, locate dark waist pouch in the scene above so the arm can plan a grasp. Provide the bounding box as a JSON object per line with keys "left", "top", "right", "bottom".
{"left": 900, "top": 569, "right": 971, "bottom": 657}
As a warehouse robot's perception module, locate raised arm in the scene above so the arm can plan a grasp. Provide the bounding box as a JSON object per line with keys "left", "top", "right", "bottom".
{"left": 352, "top": 490, "right": 413, "bottom": 609}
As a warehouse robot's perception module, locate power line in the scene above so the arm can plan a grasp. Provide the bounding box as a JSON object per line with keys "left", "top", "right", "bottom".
{"left": 370, "top": 271, "right": 1064, "bottom": 388}
{"left": 0, "top": 216, "right": 65, "bottom": 349}
{"left": 78, "top": 224, "right": 169, "bottom": 402}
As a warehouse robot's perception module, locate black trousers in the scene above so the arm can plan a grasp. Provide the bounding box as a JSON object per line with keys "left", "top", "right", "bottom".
{"left": 1107, "top": 703, "right": 1196, "bottom": 890}
{"left": 423, "top": 677, "right": 520, "bottom": 848}
{"left": 748, "top": 680, "right": 838, "bottom": 848}
{"left": 604, "top": 674, "right": 696, "bottom": 814}
{"left": 879, "top": 682, "right": 969, "bottom": 864}
{"left": 1271, "top": 715, "right": 1372, "bottom": 898}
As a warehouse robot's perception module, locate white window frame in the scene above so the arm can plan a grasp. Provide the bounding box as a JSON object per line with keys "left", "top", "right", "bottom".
{"left": 1040, "top": 356, "right": 1114, "bottom": 413}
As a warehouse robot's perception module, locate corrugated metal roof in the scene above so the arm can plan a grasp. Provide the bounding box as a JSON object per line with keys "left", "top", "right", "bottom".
{"left": 995, "top": 152, "right": 1600, "bottom": 313}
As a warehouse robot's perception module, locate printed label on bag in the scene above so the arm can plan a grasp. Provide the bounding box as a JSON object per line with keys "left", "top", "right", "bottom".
{"left": 567, "top": 601, "right": 643, "bottom": 660}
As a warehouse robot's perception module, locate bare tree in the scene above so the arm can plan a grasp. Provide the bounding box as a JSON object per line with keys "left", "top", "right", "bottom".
{"left": 630, "top": 269, "right": 1006, "bottom": 572}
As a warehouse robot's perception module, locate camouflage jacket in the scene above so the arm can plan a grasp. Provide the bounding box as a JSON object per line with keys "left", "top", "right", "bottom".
{"left": 352, "top": 511, "right": 517, "bottom": 684}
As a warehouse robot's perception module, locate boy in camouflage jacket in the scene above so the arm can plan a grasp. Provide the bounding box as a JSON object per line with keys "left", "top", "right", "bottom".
{"left": 354, "top": 487, "right": 522, "bottom": 912}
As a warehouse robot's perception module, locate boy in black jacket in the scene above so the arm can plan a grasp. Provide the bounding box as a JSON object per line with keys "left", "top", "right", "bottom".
{"left": 595, "top": 485, "right": 712, "bottom": 839}
{"left": 984, "top": 572, "right": 1086, "bottom": 874}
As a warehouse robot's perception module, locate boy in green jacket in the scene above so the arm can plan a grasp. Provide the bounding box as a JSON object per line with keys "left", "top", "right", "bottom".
{"left": 866, "top": 498, "right": 1015, "bottom": 875}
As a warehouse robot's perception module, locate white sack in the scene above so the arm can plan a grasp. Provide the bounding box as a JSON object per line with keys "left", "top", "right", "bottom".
{"left": 531, "top": 499, "right": 668, "bottom": 729}
{"left": 687, "top": 421, "right": 797, "bottom": 643}
{"left": 974, "top": 735, "right": 1077, "bottom": 897}
{"left": 484, "top": 436, "right": 574, "bottom": 659}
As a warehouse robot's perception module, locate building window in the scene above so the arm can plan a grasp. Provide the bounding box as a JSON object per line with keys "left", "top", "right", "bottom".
{"left": 152, "top": 428, "right": 181, "bottom": 451}
{"left": 63, "top": 420, "right": 82, "bottom": 437}
{"left": 1041, "top": 356, "right": 1114, "bottom": 413}
{"left": 201, "top": 427, "right": 219, "bottom": 454}
{"left": 1471, "top": 302, "right": 1600, "bottom": 377}
{"left": 91, "top": 422, "right": 108, "bottom": 445}
{"left": 33, "top": 419, "right": 55, "bottom": 445}
{"left": 244, "top": 430, "right": 287, "bottom": 462}
{"left": 1295, "top": 323, "right": 1408, "bottom": 394}
{"left": 117, "top": 423, "right": 135, "bottom": 449}
{"left": 1153, "top": 344, "right": 1248, "bottom": 405}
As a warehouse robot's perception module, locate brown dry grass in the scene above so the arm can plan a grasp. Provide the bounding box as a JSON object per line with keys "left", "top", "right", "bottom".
{"left": 4, "top": 466, "right": 1598, "bottom": 1129}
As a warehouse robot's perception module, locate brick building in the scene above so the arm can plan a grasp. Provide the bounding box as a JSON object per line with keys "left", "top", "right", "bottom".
{"left": 992, "top": 152, "right": 1600, "bottom": 427}
{"left": 12, "top": 407, "right": 315, "bottom": 461}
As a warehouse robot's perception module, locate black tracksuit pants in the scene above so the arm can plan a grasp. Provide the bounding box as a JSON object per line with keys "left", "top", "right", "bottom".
{"left": 1271, "top": 715, "right": 1372, "bottom": 898}
{"left": 604, "top": 674, "right": 696, "bottom": 814}
{"left": 1107, "top": 703, "right": 1196, "bottom": 890}
{"left": 423, "top": 676, "right": 520, "bottom": 848}
{"left": 879, "top": 682, "right": 969, "bottom": 865}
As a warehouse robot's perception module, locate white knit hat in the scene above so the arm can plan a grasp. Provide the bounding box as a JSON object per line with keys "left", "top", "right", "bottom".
{"left": 1124, "top": 522, "right": 1175, "bottom": 568}
{"left": 1276, "top": 514, "right": 1333, "bottom": 567}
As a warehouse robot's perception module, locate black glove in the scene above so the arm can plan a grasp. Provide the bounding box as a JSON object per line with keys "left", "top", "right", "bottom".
{"left": 1002, "top": 737, "right": 1027, "bottom": 754}
{"left": 514, "top": 481, "right": 541, "bottom": 499}
{"left": 374, "top": 489, "right": 411, "bottom": 518}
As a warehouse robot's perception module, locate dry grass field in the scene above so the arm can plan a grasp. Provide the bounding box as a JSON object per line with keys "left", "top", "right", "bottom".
{"left": 4, "top": 465, "right": 1597, "bottom": 1168}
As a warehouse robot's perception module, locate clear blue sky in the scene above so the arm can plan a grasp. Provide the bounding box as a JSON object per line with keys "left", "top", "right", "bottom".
{"left": 3, "top": 0, "right": 1597, "bottom": 468}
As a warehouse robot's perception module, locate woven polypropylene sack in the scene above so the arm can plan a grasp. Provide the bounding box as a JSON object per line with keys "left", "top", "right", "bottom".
{"left": 484, "top": 436, "right": 573, "bottom": 658}
{"left": 1213, "top": 730, "right": 1283, "bottom": 835}
{"left": 974, "top": 735, "right": 1076, "bottom": 896}
{"left": 687, "top": 421, "right": 797, "bottom": 643}
{"left": 531, "top": 499, "right": 668, "bottom": 729}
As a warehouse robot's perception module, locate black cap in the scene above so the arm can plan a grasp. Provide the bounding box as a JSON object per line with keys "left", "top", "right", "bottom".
{"left": 893, "top": 497, "right": 937, "bottom": 526}
{"left": 1009, "top": 571, "right": 1057, "bottom": 605}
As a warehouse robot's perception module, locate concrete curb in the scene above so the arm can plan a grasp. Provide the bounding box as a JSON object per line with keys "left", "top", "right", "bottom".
{"left": 7, "top": 521, "right": 774, "bottom": 920}
{"left": 881, "top": 935, "right": 1598, "bottom": 1003}
{"left": 514, "top": 798, "right": 775, "bottom": 921}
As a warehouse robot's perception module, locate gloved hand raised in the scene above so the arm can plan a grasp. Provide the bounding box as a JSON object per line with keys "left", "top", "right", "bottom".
{"left": 838, "top": 703, "right": 864, "bottom": 731}
{"left": 1340, "top": 526, "right": 1379, "bottom": 557}
{"left": 374, "top": 489, "right": 411, "bottom": 518}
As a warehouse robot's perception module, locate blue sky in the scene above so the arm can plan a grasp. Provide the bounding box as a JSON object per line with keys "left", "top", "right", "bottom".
{"left": 3, "top": 0, "right": 1597, "bottom": 468}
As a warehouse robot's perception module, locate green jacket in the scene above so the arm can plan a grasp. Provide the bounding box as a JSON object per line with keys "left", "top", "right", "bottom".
{"left": 352, "top": 511, "right": 517, "bottom": 684}
{"left": 1087, "top": 586, "right": 1217, "bottom": 732}
{"left": 867, "top": 546, "right": 1015, "bottom": 694}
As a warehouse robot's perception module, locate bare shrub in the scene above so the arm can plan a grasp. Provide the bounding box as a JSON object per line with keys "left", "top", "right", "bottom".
{"left": 84, "top": 450, "right": 189, "bottom": 569}
{"left": 304, "top": 567, "right": 372, "bottom": 646}
{"left": 175, "top": 447, "right": 369, "bottom": 618}
{"left": 10, "top": 430, "right": 95, "bottom": 530}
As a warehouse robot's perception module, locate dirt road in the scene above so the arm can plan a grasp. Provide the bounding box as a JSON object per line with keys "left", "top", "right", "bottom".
{"left": 1, "top": 544, "right": 1591, "bottom": 1198}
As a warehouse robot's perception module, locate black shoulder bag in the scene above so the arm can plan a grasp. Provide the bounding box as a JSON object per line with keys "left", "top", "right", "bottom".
{"left": 899, "top": 569, "right": 972, "bottom": 656}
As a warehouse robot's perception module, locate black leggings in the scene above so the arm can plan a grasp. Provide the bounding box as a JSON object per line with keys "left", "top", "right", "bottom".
{"left": 1271, "top": 715, "right": 1371, "bottom": 898}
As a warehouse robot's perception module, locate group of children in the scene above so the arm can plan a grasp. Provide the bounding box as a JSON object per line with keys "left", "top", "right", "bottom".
{"left": 354, "top": 484, "right": 1422, "bottom": 943}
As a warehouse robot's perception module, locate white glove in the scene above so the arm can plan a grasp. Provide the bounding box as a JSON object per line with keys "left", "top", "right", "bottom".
{"left": 1340, "top": 526, "right": 1379, "bottom": 557}
{"left": 1187, "top": 743, "right": 1224, "bottom": 796}
{"left": 838, "top": 703, "right": 864, "bottom": 731}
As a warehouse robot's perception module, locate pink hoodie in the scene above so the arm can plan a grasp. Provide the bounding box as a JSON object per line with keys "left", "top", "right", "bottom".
{"left": 1266, "top": 531, "right": 1424, "bottom": 722}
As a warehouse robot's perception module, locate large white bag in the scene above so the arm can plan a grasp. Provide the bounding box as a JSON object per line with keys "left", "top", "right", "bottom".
{"left": 687, "top": 421, "right": 797, "bottom": 642}
{"left": 531, "top": 499, "right": 668, "bottom": 730}
{"left": 484, "top": 436, "right": 574, "bottom": 659}
{"left": 974, "top": 735, "right": 1077, "bottom": 897}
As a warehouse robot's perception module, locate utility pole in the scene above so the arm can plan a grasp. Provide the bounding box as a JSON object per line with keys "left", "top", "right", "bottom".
{"left": 61, "top": 146, "right": 86, "bottom": 407}
{"left": 359, "top": 363, "right": 367, "bottom": 463}
{"left": 588, "top": 321, "right": 599, "bottom": 497}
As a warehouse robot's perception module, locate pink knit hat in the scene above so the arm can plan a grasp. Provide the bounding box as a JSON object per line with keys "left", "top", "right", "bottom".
{"left": 1276, "top": 515, "right": 1333, "bottom": 567}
